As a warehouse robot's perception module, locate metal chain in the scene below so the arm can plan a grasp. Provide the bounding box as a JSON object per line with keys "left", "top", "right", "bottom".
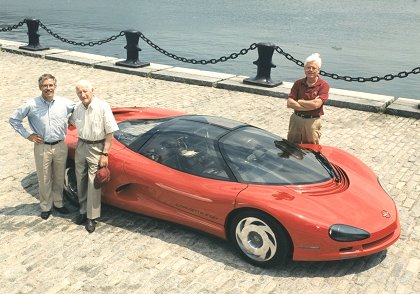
{"left": 38, "top": 21, "right": 125, "bottom": 47}
{"left": 275, "top": 46, "right": 420, "bottom": 82}
{"left": 138, "top": 32, "right": 257, "bottom": 65}
{"left": 2, "top": 19, "right": 419, "bottom": 82}
{"left": 320, "top": 67, "right": 420, "bottom": 82}
{"left": 0, "top": 20, "right": 26, "bottom": 32}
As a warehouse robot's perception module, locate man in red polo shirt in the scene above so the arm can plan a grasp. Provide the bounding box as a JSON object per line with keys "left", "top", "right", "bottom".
{"left": 286, "top": 53, "right": 330, "bottom": 144}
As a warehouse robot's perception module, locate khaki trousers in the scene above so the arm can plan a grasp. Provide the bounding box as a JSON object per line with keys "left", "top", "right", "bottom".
{"left": 75, "top": 140, "right": 103, "bottom": 219}
{"left": 287, "top": 113, "right": 322, "bottom": 144}
{"left": 33, "top": 141, "right": 68, "bottom": 212}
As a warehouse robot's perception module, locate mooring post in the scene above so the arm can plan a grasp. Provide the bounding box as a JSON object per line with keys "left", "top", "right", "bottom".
{"left": 243, "top": 42, "right": 282, "bottom": 87}
{"left": 19, "top": 19, "right": 49, "bottom": 51}
{"left": 116, "top": 30, "right": 150, "bottom": 68}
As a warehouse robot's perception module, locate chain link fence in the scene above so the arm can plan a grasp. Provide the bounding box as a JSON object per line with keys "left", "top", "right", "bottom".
{"left": 1, "top": 19, "right": 419, "bottom": 83}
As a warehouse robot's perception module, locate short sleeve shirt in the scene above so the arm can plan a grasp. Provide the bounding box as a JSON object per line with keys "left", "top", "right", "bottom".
{"left": 70, "top": 97, "right": 119, "bottom": 141}
{"left": 289, "top": 77, "right": 330, "bottom": 116}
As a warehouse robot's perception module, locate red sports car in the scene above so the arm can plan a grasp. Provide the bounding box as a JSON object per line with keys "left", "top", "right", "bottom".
{"left": 64, "top": 107, "right": 400, "bottom": 267}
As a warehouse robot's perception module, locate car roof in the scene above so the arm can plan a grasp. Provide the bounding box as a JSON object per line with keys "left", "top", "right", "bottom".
{"left": 173, "top": 115, "right": 247, "bottom": 130}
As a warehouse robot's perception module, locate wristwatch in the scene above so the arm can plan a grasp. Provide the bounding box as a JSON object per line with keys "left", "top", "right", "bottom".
{"left": 100, "top": 152, "right": 108, "bottom": 156}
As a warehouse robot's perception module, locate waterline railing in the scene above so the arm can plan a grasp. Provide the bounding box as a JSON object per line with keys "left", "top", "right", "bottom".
{"left": 1, "top": 18, "right": 420, "bottom": 92}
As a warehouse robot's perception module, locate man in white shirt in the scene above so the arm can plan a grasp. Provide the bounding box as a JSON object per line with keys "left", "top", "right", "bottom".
{"left": 69, "top": 80, "right": 119, "bottom": 233}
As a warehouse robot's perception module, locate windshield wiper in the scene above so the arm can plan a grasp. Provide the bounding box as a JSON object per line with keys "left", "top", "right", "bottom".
{"left": 274, "top": 140, "right": 305, "bottom": 159}
{"left": 313, "top": 151, "right": 340, "bottom": 182}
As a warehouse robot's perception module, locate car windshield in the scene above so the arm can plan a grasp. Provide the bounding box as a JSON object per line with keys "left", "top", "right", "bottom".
{"left": 219, "top": 127, "right": 332, "bottom": 185}
{"left": 116, "top": 116, "right": 240, "bottom": 181}
{"left": 114, "top": 117, "right": 172, "bottom": 147}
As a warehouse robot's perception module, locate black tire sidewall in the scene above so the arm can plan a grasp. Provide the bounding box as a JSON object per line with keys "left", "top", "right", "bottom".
{"left": 229, "top": 210, "right": 291, "bottom": 267}
{"left": 64, "top": 160, "right": 79, "bottom": 206}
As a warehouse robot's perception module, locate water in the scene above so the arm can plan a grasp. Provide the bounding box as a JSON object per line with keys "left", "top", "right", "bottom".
{"left": 1, "top": 0, "right": 419, "bottom": 99}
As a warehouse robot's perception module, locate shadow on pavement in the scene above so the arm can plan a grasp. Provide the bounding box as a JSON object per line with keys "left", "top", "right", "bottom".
{"left": 96, "top": 204, "right": 388, "bottom": 278}
{"left": 1, "top": 172, "right": 78, "bottom": 219}
{"left": 20, "top": 172, "right": 38, "bottom": 198}
{"left": 13, "top": 172, "right": 387, "bottom": 277}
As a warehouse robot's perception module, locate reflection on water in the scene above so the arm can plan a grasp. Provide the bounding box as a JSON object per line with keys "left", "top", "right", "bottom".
{"left": 0, "top": 0, "right": 419, "bottom": 99}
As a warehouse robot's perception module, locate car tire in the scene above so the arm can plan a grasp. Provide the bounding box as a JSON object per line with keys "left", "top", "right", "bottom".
{"left": 229, "top": 210, "right": 291, "bottom": 267}
{"left": 64, "top": 160, "right": 79, "bottom": 206}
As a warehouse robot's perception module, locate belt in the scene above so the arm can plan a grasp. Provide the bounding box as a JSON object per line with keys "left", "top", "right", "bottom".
{"left": 294, "top": 112, "right": 320, "bottom": 119}
{"left": 44, "top": 140, "right": 62, "bottom": 145}
{"left": 79, "top": 138, "right": 105, "bottom": 144}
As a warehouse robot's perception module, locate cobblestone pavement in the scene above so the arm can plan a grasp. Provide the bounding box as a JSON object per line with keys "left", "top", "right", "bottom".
{"left": 0, "top": 50, "right": 419, "bottom": 294}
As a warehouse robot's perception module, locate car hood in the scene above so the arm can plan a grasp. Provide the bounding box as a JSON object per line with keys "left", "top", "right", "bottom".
{"left": 238, "top": 178, "right": 397, "bottom": 230}
{"left": 235, "top": 144, "right": 398, "bottom": 233}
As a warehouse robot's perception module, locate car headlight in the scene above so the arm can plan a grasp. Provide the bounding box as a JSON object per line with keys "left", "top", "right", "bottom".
{"left": 329, "top": 224, "right": 370, "bottom": 242}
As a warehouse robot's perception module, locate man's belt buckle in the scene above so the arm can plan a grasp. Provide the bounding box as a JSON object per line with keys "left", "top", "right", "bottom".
{"left": 79, "top": 138, "right": 105, "bottom": 144}
{"left": 295, "top": 112, "right": 320, "bottom": 119}
{"left": 44, "top": 140, "right": 62, "bottom": 145}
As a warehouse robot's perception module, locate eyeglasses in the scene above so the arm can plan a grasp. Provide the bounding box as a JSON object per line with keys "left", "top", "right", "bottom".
{"left": 304, "top": 66, "right": 319, "bottom": 71}
{"left": 41, "top": 84, "right": 56, "bottom": 89}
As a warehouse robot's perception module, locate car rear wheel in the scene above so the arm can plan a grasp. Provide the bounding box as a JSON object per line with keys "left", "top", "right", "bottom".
{"left": 64, "top": 160, "right": 79, "bottom": 206}
{"left": 229, "top": 210, "right": 291, "bottom": 267}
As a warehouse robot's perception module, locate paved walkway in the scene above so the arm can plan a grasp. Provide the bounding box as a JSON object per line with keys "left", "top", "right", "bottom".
{"left": 0, "top": 50, "right": 419, "bottom": 294}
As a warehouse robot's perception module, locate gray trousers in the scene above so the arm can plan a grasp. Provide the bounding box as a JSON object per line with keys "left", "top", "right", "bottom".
{"left": 75, "top": 140, "right": 103, "bottom": 219}
{"left": 34, "top": 141, "right": 68, "bottom": 212}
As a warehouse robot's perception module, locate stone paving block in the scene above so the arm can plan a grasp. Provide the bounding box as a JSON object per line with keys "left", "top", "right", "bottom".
{"left": 150, "top": 66, "right": 236, "bottom": 87}
{"left": 1, "top": 44, "right": 69, "bottom": 59}
{"left": 45, "top": 50, "right": 119, "bottom": 66}
{"left": 216, "top": 76, "right": 290, "bottom": 98}
{"left": 94, "top": 61, "right": 174, "bottom": 78}
{"left": 327, "top": 89, "right": 395, "bottom": 112}
{"left": 0, "top": 39, "right": 26, "bottom": 47}
{"left": 386, "top": 97, "right": 420, "bottom": 119}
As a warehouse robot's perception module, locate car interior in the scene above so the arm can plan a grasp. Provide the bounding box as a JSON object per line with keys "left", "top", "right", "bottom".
{"left": 140, "top": 131, "right": 230, "bottom": 180}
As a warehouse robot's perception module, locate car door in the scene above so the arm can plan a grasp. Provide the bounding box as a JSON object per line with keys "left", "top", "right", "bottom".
{"left": 121, "top": 153, "right": 247, "bottom": 237}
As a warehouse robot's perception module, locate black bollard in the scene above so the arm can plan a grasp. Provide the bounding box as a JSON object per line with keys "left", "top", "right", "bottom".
{"left": 243, "top": 42, "right": 282, "bottom": 87}
{"left": 116, "top": 30, "right": 150, "bottom": 68}
{"left": 19, "top": 19, "right": 49, "bottom": 51}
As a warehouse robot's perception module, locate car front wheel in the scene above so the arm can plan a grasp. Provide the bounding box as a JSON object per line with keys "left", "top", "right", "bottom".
{"left": 229, "top": 210, "right": 291, "bottom": 267}
{"left": 64, "top": 160, "right": 79, "bottom": 206}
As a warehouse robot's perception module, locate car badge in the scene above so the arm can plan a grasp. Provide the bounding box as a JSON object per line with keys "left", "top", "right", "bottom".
{"left": 381, "top": 210, "right": 391, "bottom": 218}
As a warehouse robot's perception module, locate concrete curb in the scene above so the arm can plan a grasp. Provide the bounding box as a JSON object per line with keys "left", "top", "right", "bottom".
{"left": 1, "top": 38, "right": 419, "bottom": 119}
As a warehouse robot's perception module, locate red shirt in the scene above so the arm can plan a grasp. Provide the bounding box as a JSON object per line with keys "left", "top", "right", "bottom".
{"left": 289, "top": 77, "right": 330, "bottom": 116}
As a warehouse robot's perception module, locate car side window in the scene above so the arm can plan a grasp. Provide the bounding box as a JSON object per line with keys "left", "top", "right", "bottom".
{"left": 140, "top": 132, "right": 229, "bottom": 181}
